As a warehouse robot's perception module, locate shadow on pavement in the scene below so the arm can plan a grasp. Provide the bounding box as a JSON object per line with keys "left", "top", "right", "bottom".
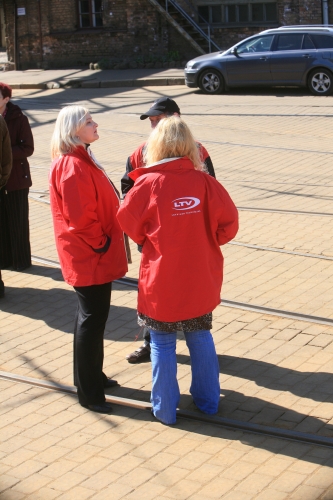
{"left": 176, "top": 353, "right": 333, "bottom": 438}
{"left": 3, "top": 351, "right": 333, "bottom": 468}
{"left": 193, "top": 87, "right": 319, "bottom": 98}
{"left": 176, "top": 353, "right": 333, "bottom": 404}
{"left": 1, "top": 266, "right": 137, "bottom": 338}
{"left": 13, "top": 86, "right": 193, "bottom": 133}
{"left": 2, "top": 264, "right": 333, "bottom": 452}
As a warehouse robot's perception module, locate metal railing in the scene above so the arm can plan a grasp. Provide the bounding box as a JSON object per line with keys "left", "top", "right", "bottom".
{"left": 164, "top": 0, "right": 221, "bottom": 52}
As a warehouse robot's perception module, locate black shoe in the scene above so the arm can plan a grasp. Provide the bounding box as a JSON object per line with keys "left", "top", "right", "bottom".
{"left": 126, "top": 345, "right": 151, "bottom": 363}
{"left": 14, "top": 264, "right": 31, "bottom": 272}
{"left": 0, "top": 280, "right": 4, "bottom": 298}
{"left": 83, "top": 402, "right": 113, "bottom": 414}
{"left": 103, "top": 378, "right": 119, "bottom": 388}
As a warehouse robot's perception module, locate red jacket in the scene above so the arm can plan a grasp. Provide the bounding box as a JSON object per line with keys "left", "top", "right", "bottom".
{"left": 49, "top": 146, "right": 128, "bottom": 286}
{"left": 117, "top": 157, "right": 238, "bottom": 322}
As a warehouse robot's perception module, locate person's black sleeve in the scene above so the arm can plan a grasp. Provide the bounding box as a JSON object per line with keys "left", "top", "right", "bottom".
{"left": 121, "top": 156, "right": 135, "bottom": 196}
{"left": 204, "top": 156, "right": 216, "bottom": 178}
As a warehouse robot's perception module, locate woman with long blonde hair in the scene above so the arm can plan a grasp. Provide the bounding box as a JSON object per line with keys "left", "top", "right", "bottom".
{"left": 118, "top": 116, "right": 238, "bottom": 425}
{"left": 143, "top": 115, "right": 204, "bottom": 169}
{"left": 50, "top": 105, "right": 128, "bottom": 414}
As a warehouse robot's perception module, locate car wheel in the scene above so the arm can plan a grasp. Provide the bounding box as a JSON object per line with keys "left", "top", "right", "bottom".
{"left": 308, "top": 68, "right": 333, "bottom": 96}
{"left": 199, "top": 69, "right": 224, "bottom": 95}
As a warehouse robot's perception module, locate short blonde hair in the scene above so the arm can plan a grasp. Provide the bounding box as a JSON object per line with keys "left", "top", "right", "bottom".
{"left": 144, "top": 116, "right": 205, "bottom": 170}
{"left": 51, "top": 105, "right": 89, "bottom": 159}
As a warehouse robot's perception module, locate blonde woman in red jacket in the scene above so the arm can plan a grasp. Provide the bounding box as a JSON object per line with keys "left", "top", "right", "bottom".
{"left": 50, "top": 106, "right": 128, "bottom": 414}
{"left": 117, "top": 116, "right": 238, "bottom": 425}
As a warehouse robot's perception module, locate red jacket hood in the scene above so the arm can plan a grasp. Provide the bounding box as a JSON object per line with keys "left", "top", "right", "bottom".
{"left": 128, "top": 156, "right": 193, "bottom": 182}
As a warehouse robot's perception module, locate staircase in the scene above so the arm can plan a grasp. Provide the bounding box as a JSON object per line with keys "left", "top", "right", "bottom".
{"left": 148, "top": 0, "right": 221, "bottom": 55}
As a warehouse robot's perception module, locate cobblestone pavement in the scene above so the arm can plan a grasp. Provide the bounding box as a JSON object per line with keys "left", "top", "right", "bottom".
{"left": 1, "top": 85, "right": 333, "bottom": 499}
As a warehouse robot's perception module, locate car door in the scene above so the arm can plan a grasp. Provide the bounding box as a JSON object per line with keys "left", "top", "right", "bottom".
{"left": 225, "top": 35, "right": 274, "bottom": 86}
{"left": 270, "top": 34, "right": 317, "bottom": 84}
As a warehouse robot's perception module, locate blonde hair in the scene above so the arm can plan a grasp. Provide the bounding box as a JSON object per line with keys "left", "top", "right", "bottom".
{"left": 144, "top": 116, "right": 205, "bottom": 170}
{"left": 51, "top": 105, "right": 89, "bottom": 159}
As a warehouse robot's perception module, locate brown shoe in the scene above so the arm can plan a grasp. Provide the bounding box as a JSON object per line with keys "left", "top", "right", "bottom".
{"left": 126, "top": 345, "right": 151, "bottom": 364}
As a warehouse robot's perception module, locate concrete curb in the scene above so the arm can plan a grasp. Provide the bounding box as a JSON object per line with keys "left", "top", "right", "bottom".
{"left": 8, "top": 77, "right": 186, "bottom": 90}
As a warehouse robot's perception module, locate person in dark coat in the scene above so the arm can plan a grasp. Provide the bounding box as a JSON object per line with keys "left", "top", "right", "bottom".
{"left": 0, "top": 114, "right": 13, "bottom": 297}
{"left": 0, "top": 82, "right": 34, "bottom": 274}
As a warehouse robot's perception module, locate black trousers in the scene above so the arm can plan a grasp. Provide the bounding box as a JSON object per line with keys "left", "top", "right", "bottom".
{"left": 138, "top": 244, "right": 151, "bottom": 348}
{"left": 0, "top": 188, "right": 31, "bottom": 270}
{"left": 143, "top": 327, "right": 151, "bottom": 347}
{"left": 73, "top": 282, "right": 112, "bottom": 406}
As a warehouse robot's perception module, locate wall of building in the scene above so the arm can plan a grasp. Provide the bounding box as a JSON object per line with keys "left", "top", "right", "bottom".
{"left": 278, "top": 0, "right": 323, "bottom": 25}
{"left": 3, "top": 0, "right": 198, "bottom": 69}
{"left": 192, "top": 0, "right": 323, "bottom": 50}
{"left": 2, "top": 0, "right": 326, "bottom": 69}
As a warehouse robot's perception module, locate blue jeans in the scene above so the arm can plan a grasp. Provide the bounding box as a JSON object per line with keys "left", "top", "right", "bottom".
{"left": 149, "top": 329, "right": 220, "bottom": 425}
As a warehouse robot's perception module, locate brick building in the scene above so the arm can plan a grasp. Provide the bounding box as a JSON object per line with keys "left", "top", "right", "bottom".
{"left": 196, "top": 0, "right": 328, "bottom": 48}
{"left": 1, "top": 0, "right": 330, "bottom": 70}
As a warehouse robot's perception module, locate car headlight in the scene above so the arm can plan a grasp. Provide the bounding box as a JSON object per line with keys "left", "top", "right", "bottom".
{"left": 186, "top": 60, "right": 197, "bottom": 69}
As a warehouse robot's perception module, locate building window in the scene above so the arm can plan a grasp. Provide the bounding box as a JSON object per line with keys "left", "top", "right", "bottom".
{"left": 211, "top": 5, "right": 223, "bottom": 23}
{"left": 226, "top": 4, "right": 249, "bottom": 22}
{"left": 78, "top": 0, "right": 103, "bottom": 28}
{"left": 198, "top": 5, "right": 222, "bottom": 23}
{"left": 251, "top": 3, "right": 277, "bottom": 22}
{"left": 198, "top": 3, "right": 277, "bottom": 24}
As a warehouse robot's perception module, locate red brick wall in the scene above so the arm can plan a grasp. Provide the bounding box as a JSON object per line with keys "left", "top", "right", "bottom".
{"left": 3, "top": 0, "right": 198, "bottom": 68}
{"left": 277, "top": 0, "right": 322, "bottom": 26}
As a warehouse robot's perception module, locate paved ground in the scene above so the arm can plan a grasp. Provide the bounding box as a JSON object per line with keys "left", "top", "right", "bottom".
{"left": 0, "top": 67, "right": 185, "bottom": 88}
{"left": 1, "top": 82, "right": 333, "bottom": 499}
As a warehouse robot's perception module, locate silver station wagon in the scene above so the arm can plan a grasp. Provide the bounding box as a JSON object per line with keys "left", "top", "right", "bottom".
{"left": 185, "top": 26, "right": 333, "bottom": 95}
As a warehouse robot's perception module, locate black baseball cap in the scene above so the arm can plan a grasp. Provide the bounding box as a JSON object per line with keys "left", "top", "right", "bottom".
{"left": 140, "top": 97, "right": 181, "bottom": 120}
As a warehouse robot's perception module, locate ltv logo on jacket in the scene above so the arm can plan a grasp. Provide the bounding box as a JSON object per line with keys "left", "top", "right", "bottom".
{"left": 172, "top": 197, "right": 200, "bottom": 210}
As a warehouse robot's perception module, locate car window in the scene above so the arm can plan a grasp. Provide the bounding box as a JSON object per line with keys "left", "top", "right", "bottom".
{"left": 276, "top": 34, "right": 303, "bottom": 51}
{"left": 237, "top": 35, "right": 274, "bottom": 54}
{"left": 303, "top": 34, "right": 316, "bottom": 50}
{"left": 310, "top": 34, "right": 333, "bottom": 49}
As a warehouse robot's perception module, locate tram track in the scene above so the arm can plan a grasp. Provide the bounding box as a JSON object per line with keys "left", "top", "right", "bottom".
{"left": 28, "top": 195, "right": 333, "bottom": 261}
{"left": 220, "top": 179, "right": 333, "bottom": 189}
{"left": 29, "top": 190, "right": 333, "bottom": 326}
{"left": 200, "top": 138, "right": 333, "bottom": 156}
{"left": 228, "top": 241, "right": 333, "bottom": 261}
{"left": 237, "top": 207, "right": 333, "bottom": 217}
{"left": 102, "top": 127, "right": 333, "bottom": 156}
{"left": 29, "top": 194, "right": 333, "bottom": 217}
{"left": 31, "top": 255, "right": 333, "bottom": 327}
{"left": 1, "top": 370, "right": 332, "bottom": 448}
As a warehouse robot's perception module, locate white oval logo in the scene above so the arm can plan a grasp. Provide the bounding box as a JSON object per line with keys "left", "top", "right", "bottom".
{"left": 172, "top": 197, "right": 200, "bottom": 210}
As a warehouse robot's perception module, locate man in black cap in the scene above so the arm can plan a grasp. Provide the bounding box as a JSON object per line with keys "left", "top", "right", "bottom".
{"left": 121, "top": 96, "right": 215, "bottom": 363}
{"left": 121, "top": 97, "right": 215, "bottom": 195}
